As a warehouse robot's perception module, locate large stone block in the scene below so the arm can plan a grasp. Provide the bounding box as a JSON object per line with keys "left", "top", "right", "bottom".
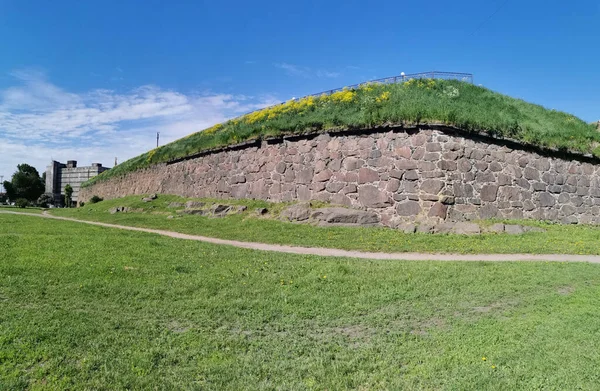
{"left": 421, "top": 179, "right": 444, "bottom": 195}
{"left": 396, "top": 200, "right": 422, "bottom": 216}
{"left": 358, "top": 167, "right": 379, "bottom": 184}
{"left": 358, "top": 185, "right": 391, "bottom": 208}
{"left": 480, "top": 185, "right": 499, "bottom": 202}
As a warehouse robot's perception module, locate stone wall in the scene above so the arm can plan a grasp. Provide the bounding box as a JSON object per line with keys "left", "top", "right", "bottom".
{"left": 80, "top": 126, "right": 600, "bottom": 225}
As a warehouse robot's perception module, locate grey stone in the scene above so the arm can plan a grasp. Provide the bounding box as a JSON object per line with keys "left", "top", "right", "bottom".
{"left": 397, "top": 223, "right": 416, "bottom": 233}
{"left": 421, "top": 179, "right": 444, "bottom": 195}
{"left": 296, "top": 168, "right": 314, "bottom": 184}
{"left": 504, "top": 225, "right": 525, "bottom": 235}
{"left": 185, "top": 201, "right": 205, "bottom": 209}
{"left": 396, "top": 201, "right": 421, "bottom": 216}
{"left": 440, "top": 195, "right": 455, "bottom": 205}
{"left": 255, "top": 207, "right": 268, "bottom": 215}
{"left": 358, "top": 185, "right": 391, "bottom": 208}
{"left": 325, "top": 182, "right": 345, "bottom": 193}
{"left": 452, "top": 222, "right": 481, "bottom": 235}
{"left": 389, "top": 170, "right": 404, "bottom": 179}
{"left": 479, "top": 204, "right": 499, "bottom": 219}
{"left": 230, "top": 175, "right": 246, "bottom": 184}
{"left": 515, "top": 178, "right": 531, "bottom": 190}
{"left": 386, "top": 178, "right": 401, "bottom": 193}
{"left": 428, "top": 202, "right": 448, "bottom": 219}
{"left": 343, "top": 157, "right": 363, "bottom": 171}
{"left": 426, "top": 142, "right": 442, "bottom": 152}
{"left": 275, "top": 162, "right": 286, "bottom": 174}
{"left": 434, "top": 222, "right": 455, "bottom": 234}
{"left": 311, "top": 207, "right": 379, "bottom": 226}
{"left": 281, "top": 203, "right": 312, "bottom": 222}
{"left": 404, "top": 170, "right": 419, "bottom": 181}
{"left": 454, "top": 183, "right": 474, "bottom": 198}
{"left": 538, "top": 192, "right": 555, "bottom": 207}
{"left": 489, "top": 162, "right": 503, "bottom": 172}
{"left": 524, "top": 167, "right": 540, "bottom": 180}
{"left": 457, "top": 159, "right": 471, "bottom": 172}
{"left": 548, "top": 185, "right": 562, "bottom": 194}
{"left": 416, "top": 224, "right": 434, "bottom": 234}
{"left": 487, "top": 223, "right": 505, "bottom": 233}
{"left": 168, "top": 202, "right": 184, "bottom": 208}
{"left": 480, "top": 185, "right": 499, "bottom": 202}
{"left": 396, "top": 160, "right": 418, "bottom": 170}
{"left": 178, "top": 209, "right": 205, "bottom": 215}
{"left": 439, "top": 160, "right": 457, "bottom": 171}
{"left": 424, "top": 152, "right": 440, "bottom": 161}
{"left": 342, "top": 184, "right": 358, "bottom": 194}
{"left": 314, "top": 169, "right": 333, "bottom": 182}
{"left": 358, "top": 167, "right": 379, "bottom": 183}
{"left": 476, "top": 172, "right": 496, "bottom": 183}
{"left": 211, "top": 204, "right": 232, "bottom": 216}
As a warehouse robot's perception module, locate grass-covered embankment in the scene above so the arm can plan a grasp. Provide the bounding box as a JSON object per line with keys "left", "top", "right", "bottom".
{"left": 83, "top": 79, "right": 599, "bottom": 187}
{"left": 48, "top": 194, "right": 600, "bottom": 255}
{"left": 3, "top": 213, "right": 600, "bottom": 389}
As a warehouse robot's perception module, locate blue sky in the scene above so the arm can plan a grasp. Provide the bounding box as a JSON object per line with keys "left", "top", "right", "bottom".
{"left": 0, "top": 0, "right": 599, "bottom": 180}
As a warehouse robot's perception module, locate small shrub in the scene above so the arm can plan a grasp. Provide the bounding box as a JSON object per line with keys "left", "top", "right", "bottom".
{"left": 89, "top": 195, "right": 104, "bottom": 204}
{"left": 16, "top": 198, "right": 29, "bottom": 208}
{"left": 79, "top": 201, "right": 85, "bottom": 207}
{"left": 37, "top": 193, "right": 53, "bottom": 208}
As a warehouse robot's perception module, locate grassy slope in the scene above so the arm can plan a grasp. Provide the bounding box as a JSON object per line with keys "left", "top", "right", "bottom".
{"left": 84, "top": 79, "right": 599, "bottom": 187}
{"left": 3, "top": 213, "right": 600, "bottom": 389}
{"left": 48, "top": 195, "right": 600, "bottom": 255}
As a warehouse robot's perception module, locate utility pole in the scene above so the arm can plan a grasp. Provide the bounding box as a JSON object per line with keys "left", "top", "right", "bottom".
{"left": 0, "top": 175, "right": 3, "bottom": 194}
{"left": 156, "top": 132, "right": 160, "bottom": 148}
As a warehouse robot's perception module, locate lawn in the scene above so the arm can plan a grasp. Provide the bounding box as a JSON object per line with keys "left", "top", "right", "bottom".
{"left": 84, "top": 78, "right": 599, "bottom": 187}
{"left": 2, "top": 213, "right": 600, "bottom": 389}
{"left": 48, "top": 194, "right": 600, "bottom": 255}
{"left": 0, "top": 205, "right": 43, "bottom": 214}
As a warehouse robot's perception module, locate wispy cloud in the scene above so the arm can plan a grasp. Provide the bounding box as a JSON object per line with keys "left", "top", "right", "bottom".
{"left": 0, "top": 69, "right": 278, "bottom": 178}
{"left": 274, "top": 62, "right": 341, "bottom": 79}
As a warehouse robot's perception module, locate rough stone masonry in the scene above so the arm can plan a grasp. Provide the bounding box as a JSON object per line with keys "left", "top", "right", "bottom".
{"left": 79, "top": 126, "right": 600, "bottom": 226}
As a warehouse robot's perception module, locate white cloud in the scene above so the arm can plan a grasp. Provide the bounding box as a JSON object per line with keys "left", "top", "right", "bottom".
{"left": 0, "top": 70, "right": 279, "bottom": 181}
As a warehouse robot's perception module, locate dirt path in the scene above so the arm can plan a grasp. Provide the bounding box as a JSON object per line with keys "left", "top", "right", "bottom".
{"left": 3, "top": 210, "right": 600, "bottom": 263}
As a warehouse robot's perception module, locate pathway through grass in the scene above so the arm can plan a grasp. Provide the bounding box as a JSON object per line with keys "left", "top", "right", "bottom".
{"left": 48, "top": 194, "right": 600, "bottom": 255}
{"left": 2, "top": 213, "right": 600, "bottom": 389}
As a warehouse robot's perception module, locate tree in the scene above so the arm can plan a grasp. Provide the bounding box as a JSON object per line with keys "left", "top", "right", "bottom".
{"left": 64, "top": 184, "right": 73, "bottom": 207}
{"left": 3, "top": 164, "right": 44, "bottom": 202}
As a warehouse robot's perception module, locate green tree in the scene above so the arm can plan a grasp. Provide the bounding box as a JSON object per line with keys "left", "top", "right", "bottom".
{"left": 64, "top": 184, "right": 73, "bottom": 207}
{"left": 3, "top": 164, "right": 44, "bottom": 202}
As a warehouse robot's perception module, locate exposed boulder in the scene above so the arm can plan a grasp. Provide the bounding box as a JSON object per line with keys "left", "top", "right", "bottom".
{"left": 255, "top": 207, "right": 268, "bottom": 215}
{"left": 281, "top": 203, "right": 312, "bottom": 222}
{"left": 311, "top": 207, "right": 380, "bottom": 226}
{"left": 178, "top": 209, "right": 205, "bottom": 215}
{"left": 185, "top": 201, "right": 205, "bottom": 209}
{"left": 211, "top": 204, "right": 233, "bottom": 217}
{"left": 452, "top": 222, "right": 481, "bottom": 235}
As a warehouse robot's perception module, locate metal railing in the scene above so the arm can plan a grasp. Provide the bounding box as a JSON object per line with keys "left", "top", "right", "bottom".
{"left": 308, "top": 71, "right": 473, "bottom": 98}
{"left": 244, "top": 71, "right": 473, "bottom": 117}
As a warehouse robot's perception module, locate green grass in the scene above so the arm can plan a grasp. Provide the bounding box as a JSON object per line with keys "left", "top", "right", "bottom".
{"left": 49, "top": 194, "right": 600, "bottom": 255}
{"left": 0, "top": 205, "right": 44, "bottom": 214}
{"left": 3, "top": 213, "right": 600, "bottom": 389}
{"left": 83, "top": 79, "right": 599, "bottom": 187}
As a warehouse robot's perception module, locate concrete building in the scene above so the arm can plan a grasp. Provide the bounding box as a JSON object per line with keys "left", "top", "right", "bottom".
{"left": 45, "top": 160, "right": 109, "bottom": 206}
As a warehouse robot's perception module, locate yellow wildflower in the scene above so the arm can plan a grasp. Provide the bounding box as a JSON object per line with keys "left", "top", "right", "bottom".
{"left": 375, "top": 91, "right": 391, "bottom": 103}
